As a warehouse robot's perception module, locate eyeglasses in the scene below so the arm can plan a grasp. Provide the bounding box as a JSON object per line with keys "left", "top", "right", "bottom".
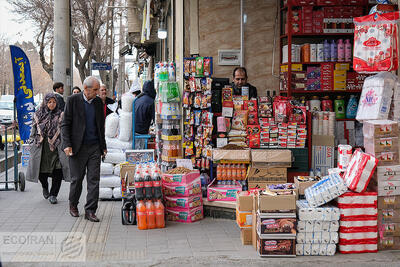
{"left": 234, "top": 78, "right": 246, "bottom": 81}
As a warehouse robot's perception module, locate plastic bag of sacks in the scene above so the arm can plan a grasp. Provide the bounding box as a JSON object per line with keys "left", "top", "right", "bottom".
{"left": 99, "top": 188, "right": 113, "bottom": 199}
{"left": 121, "top": 92, "right": 135, "bottom": 112}
{"left": 103, "top": 150, "right": 126, "bottom": 164}
{"left": 113, "top": 164, "right": 120, "bottom": 176}
{"left": 106, "top": 137, "right": 132, "bottom": 150}
{"left": 343, "top": 150, "right": 378, "bottom": 193}
{"left": 118, "top": 111, "right": 132, "bottom": 142}
{"left": 105, "top": 112, "right": 119, "bottom": 138}
{"left": 100, "top": 175, "right": 121, "bottom": 188}
{"left": 113, "top": 187, "right": 122, "bottom": 199}
{"left": 100, "top": 163, "right": 114, "bottom": 175}
{"left": 356, "top": 72, "right": 396, "bottom": 121}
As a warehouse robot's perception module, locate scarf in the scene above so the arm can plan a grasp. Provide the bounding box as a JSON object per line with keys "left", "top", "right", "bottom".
{"left": 33, "top": 93, "right": 63, "bottom": 151}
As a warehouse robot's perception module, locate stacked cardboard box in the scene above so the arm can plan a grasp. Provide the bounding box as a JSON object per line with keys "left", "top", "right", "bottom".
{"left": 296, "top": 200, "right": 340, "bottom": 256}
{"left": 236, "top": 191, "right": 254, "bottom": 245}
{"left": 255, "top": 189, "right": 297, "bottom": 257}
{"left": 337, "top": 192, "right": 378, "bottom": 254}
{"left": 248, "top": 150, "right": 292, "bottom": 189}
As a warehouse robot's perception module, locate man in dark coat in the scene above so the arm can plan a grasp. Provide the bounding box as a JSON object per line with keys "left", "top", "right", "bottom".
{"left": 61, "top": 76, "right": 107, "bottom": 222}
{"left": 231, "top": 67, "right": 258, "bottom": 99}
{"left": 53, "top": 82, "right": 65, "bottom": 111}
{"left": 134, "top": 80, "right": 156, "bottom": 148}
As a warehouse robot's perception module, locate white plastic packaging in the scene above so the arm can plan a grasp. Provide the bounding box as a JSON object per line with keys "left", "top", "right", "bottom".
{"left": 99, "top": 187, "right": 113, "bottom": 199}
{"left": 100, "top": 175, "right": 121, "bottom": 188}
{"left": 118, "top": 111, "right": 132, "bottom": 142}
{"left": 113, "top": 164, "right": 121, "bottom": 176}
{"left": 121, "top": 93, "right": 135, "bottom": 112}
{"left": 113, "top": 187, "right": 122, "bottom": 199}
{"left": 105, "top": 112, "right": 119, "bottom": 138}
{"left": 100, "top": 163, "right": 114, "bottom": 175}
{"left": 106, "top": 137, "right": 132, "bottom": 150}
{"left": 103, "top": 151, "right": 126, "bottom": 164}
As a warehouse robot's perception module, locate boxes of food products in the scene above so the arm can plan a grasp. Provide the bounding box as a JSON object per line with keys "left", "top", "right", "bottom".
{"left": 207, "top": 179, "right": 242, "bottom": 202}
{"left": 212, "top": 145, "right": 251, "bottom": 162}
{"left": 256, "top": 234, "right": 296, "bottom": 257}
{"left": 166, "top": 206, "right": 203, "bottom": 223}
{"left": 363, "top": 120, "right": 399, "bottom": 138}
{"left": 247, "top": 167, "right": 287, "bottom": 183}
{"left": 378, "top": 222, "right": 400, "bottom": 236}
{"left": 162, "top": 178, "right": 202, "bottom": 197}
{"left": 294, "top": 176, "right": 321, "bottom": 195}
{"left": 369, "top": 180, "right": 400, "bottom": 196}
{"left": 164, "top": 194, "right": 203, "bottom": 209}
{"left": 257, "top": 212, "right": 296, "bottom": 235}
{"left": 364, "top": 137, "right": 399, "bottom": 154}
{"left": 378, "top": 236, "right": 400, "bottom": 250}
{"left": 237, "top": 209, "right": 253, "bottom": 228}
{"left": 374, "top": 165, "right": 400, "bottom": 182}
{"left": 236, "top": 191, "right": 254, "bottom": 211}
{"left": 378, "top": 209, "right": 400, "bottom": 223}
{"left": 251, "top": 149, "right": 292, "bottom": 168}
{"left": 241, "top": 228, "right": 252, "bottom": 245}
{"left": 162, "top": 168, "right": 200, "bottom": 185}
{"left": 258, "top": 190, "right": 296, "bottom": 212}
{"left": 378, "top": 196, "right": 400, "bottom": 209}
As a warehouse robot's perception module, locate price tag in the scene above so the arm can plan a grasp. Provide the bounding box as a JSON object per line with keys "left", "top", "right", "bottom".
{"left": 176, "top": 159, "right": 193, "bottom": 170}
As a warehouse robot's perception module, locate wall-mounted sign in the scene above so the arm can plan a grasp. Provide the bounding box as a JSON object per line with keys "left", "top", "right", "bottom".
{"left": 218, "top": 49, "right": 241, "bottom": 66}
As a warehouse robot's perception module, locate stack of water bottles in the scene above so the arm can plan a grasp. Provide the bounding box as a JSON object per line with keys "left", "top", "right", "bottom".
{"left": 134, "top": 162, "right": 165, "bottom": 230}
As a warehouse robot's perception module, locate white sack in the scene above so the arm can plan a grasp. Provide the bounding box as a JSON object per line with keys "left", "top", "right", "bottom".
{"left": 99, "top": 187, "right": 113, "bottom": 199}
{"left": 100, "top": 175, "right": 121, "bottom": 188}
{"left": 103, "top": 152, "right": 126, "bottom": 164}
{"left": 118, "top": 111, "right": 132, "bottom": 142}
{"left": 105, "top": 112, "right": 119, "bottom": 138}
{"left": 121, "top": 93, "right": 135, "bottom": 112}
{"left": 105, "top": 137, "right": 132, "bottom": 150}
{"left": 113, "top": 164, "right": 120, "bottom": 176}
{"left": 100, "top": 163, "right": 114, "bottom": 175}
{"left": 113, "top": 187, "right": 122, "bottom": 199}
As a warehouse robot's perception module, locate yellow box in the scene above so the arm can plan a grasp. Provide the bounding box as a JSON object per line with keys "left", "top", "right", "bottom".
{"left": 334, "top": 76, "right": 346, "bottom": 82}
{"left": 334, "top": 81, "right": 346, "bottom": 91}
{"left": 280, "top": 64, "right": 303, "bottom": 72}
{"left": 333, "top": 70, "right": 347, "bottom": 78}
{"left": 335, "top": 63, "right": 350, "bottom": 71}
{"left": 236, "top": 208, "right": 252, "bottom": 228}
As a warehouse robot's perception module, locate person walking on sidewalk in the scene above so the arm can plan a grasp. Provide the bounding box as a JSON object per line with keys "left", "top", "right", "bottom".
{"left": 61, "top": 76, "right": 107, "bottom": 222}
{"left": 53, "top": 82, "right": 65, "bottom": 111}
{"left": 26, "top": 93, "right": 71, "bottom": 204}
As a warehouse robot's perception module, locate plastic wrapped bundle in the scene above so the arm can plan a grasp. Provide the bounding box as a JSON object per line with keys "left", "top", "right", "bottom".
{"left": 121, "top": 92, "right": 135, "bottom": 112}
{"left": 296, "top": 244, "right": 336, "bottom": 256}
{"left": 118, "top": 111, "right": 132, "bottom": 142}
{"left": 99, "top": 187, "right": 113, "bottom": 199}
{"left": 297, "top": 221, "right": 339, "bottom": 232}
{"left": 103, "top": 151, "right": 126, "bottom": 164}
{"left": 304, "top": 174, "right": 348, "bottom": 208}
{"left": 296, "top": 232, "right": 338, "bottom": 244}
{"left": 106, "top": 137, "right": 132, "bottom": 150}
{"left": 100, "top": 175, "right": 121, "bottom": 188}
{"left": 343, "top": 150, "right": 378, "bottom": 193}
{"left": 105, "top": 113, "right": 119, "bottom": 138}
{"left": 100, "top": 163, "right": 114, "bottom": 175}
{"left": 113, "top": 187, "right": 122, "bottom": 199}
{"left": 356, "top": 72, "right": 396, "bottom": 121}
{"left": 113, "top": 164, "right": 120, "bottom": 176}
{"left": 297, "top": 200, "right": 340, "bottom": 221}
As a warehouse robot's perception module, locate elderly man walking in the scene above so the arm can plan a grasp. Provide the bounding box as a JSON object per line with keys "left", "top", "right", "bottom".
{"left": 61, "top": 76, "right": 107, "bottom": 222}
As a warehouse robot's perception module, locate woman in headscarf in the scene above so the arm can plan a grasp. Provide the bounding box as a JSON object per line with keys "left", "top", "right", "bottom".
{"left": 26, "top": 93, "right": 70, "bottom": 204}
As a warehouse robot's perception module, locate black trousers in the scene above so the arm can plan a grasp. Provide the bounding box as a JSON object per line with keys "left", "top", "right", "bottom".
{"left": 38, "top": 169, "right": 63, "bottom": 197}
{"left": 68, "top": 144, "right": 101, "bottom": 213}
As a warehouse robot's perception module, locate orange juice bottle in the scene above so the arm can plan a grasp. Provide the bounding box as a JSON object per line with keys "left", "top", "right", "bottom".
{"left": 221, "top": 164, "right": 227, "bottom": 181}
{"left": 232, "top": 164, "right": 237, "bottom": 180}
{"left": 137, "top": 200, "right": 147, "bottom": 230}
{"left": 216, "top": 164, "right": 221, "bottom": 180}
{"left": 241, "top": 164, "right": 247, "bottom": 180}
{"left": 226, "top": 164, "right": 232, "bottom": 180}
{"left": 146, "top": 200, "right": 156, "bottom": 229}
{"left": 155, "top": 200, "right": 165, "bottom": 228}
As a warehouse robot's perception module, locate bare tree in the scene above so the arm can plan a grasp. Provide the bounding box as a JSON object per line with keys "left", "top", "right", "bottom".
{"left": 8, "top": 0, "right": 112, "bottom": 84}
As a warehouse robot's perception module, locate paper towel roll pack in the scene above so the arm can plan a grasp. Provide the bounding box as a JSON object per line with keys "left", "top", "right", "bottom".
{"left": 304, "top": 174, "right": 348, "bottom": 208}
{"left": 296, "top": 232, "right": 338, "bottom": 244}
{"left": 297, "top": 220, "right": 339, "bottom": 232}
{"left": 343, "top": 150, "right": 378, "bottom": 193}
{"left": 296, "top": 244, "right": 336, "bottom": 256}
{"left": 297, "top": 200, "right": 340, "bottom": 221}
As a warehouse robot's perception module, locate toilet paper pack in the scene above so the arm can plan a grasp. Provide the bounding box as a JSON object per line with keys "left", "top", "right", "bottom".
{"left": 340, "top": 218, "right": 377, "bottom": 229}
{"left": 337, "top": 191, "right": 377, "bottom": 207}
{"left": 297, "top": 220, "right": 339, "bottom": 232}
{"left": 339, "top": 231, "right": 378, "bottom": 242}
{"left": 296, "top": 244, "right": 336, "bottom": 256}
{"left": 343, "top": 150, "right": 378, "bottom": 193}
{"left": 339, "top": 243, "right": 377, "bottom": 254}
{"left": 296, "top": 231, "right": 338, "bottom": 244}
{"left": 339, "top": 207, "right": 378, "bottom": 219}
{"left": 304, "top": 173, "right": 348, "bottom": 208}
{"left": 297, "top": 200, "right": 340, "bottom": 221}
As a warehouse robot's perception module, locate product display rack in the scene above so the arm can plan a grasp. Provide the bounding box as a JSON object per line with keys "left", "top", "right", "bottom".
{"left": 279, "top": 0, "right": 369, "bottom": 171}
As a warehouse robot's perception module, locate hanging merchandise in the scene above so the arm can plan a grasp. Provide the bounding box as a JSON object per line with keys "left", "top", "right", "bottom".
{"left": 346, "top": 95, "right": 358, "bottom": 119}
{"left": 334, "top": 96, "right": 346, "bottom": 119}
{"left": 353, "top": 12, "right": 399, "bottom": 73}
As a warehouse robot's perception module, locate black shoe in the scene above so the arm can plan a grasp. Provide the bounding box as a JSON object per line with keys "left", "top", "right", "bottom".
{"left": 49, "top": 196, "right": 57, "bottom": 204}
{"left": 42, "top": 188, "right": 50, "bottom": 199}
{"left": 85, "top": 213, "right": 100, "bottom": 222}
{"left": 70, "top": 205, "right": 79, "bottom": 217}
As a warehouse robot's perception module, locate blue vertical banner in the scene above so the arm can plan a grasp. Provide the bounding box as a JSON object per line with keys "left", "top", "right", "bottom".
{"left": 9, "top": 45, "right": 35, "bottom": 141}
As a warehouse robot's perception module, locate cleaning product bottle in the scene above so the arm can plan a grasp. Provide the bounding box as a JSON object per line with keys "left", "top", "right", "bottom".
{"left": 330, "top": 39, "right": 337, "bottom": 62}
{"left": 346, "top": 95, "right": 358, "bottom": 119}
{"left": 324, "top": 39, "right": 330, "bottom": 62}
{"left": 337, "top": 39, "right": 344, "bottom": 62}
{"left": 345, "top": 39, "right": 352, "bottom": 62}
{"left": 334, "top": 96, "right": 346, "bottom": 119}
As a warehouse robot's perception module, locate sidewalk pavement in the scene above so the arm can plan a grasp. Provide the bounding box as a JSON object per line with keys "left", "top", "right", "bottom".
{"left": 1, "top": 170, "right": 400, "bottom": 267}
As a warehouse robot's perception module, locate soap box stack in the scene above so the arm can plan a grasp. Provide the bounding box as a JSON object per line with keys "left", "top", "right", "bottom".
{"left": 255, "top": 188, "right": 297, "bottom": 257}
{"left": 296, "top": 200, "right": 339, "bottom": 256}
{"left": 162, "top": 170, "right": 203, "bottom": 223}
{"left": 375, "top": 166, "right": 400, "bottom": 250}
{"left": 337, "top": 192, "right": 378, "bottom": 254}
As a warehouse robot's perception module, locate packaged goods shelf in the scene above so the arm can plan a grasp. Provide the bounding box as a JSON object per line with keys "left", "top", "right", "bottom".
{"left": 281, "top": 90, "right": 362, "bottom": 94}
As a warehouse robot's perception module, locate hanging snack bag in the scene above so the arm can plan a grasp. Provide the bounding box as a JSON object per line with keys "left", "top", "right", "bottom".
{"left": 258, "top": 96, "right": 273, "bottom": 118}
{"left": 233, "top": 96, "right": 244, "bottom": 110}
{"left": 274, "top": 96, "right": 291, "bottom": 123}
{"left": 222, "top": 87, "right": 233, "bottom": 102}
{"left": 196, "top": 57, "right": 204, "bottom": 77}
{"left": 204, "top": 58, "right": 211, "bottom": 76}
{"left": 248, "top": 112, "right": 259, "bottom": 125}
{"left": 353, "top": 12, "right": 399, "bottom": 73}
{"left": 184, "top": 58, "right": 191, "bottom": 78}
{"left": 232, "top": 110, "right": 249, "bottom": 131}
{"left": 191, "top": 58, "right": 197, "bottom": 75}
{"left": 244, "top": 100, "right": 258, "bottom": 112}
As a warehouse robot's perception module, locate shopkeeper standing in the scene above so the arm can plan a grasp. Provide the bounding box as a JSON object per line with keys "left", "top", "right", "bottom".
{"left": 232, "top": 67, "right": 257, "bottom": 99}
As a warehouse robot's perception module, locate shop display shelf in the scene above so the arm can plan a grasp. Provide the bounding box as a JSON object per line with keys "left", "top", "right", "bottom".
{"left": 281, "top": 61, "right": 352, "bottom": 65}
{"left": 336, "top": 118, "right": 356, "bottom": 121}
{"left": 290, "top": 90, "right": 362, "bottom": 94}
{"left": 280, "top": 32, "right": 354, "bottom": 39}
